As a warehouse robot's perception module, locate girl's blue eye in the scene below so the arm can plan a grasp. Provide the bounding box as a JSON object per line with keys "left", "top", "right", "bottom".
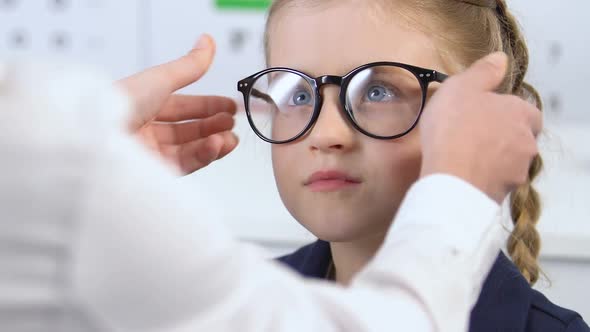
{"left": 292, "top": 90, "right": 313, "bottom": 106}
{"left": 366, "top": 85, "right": 391, "bottom": 102}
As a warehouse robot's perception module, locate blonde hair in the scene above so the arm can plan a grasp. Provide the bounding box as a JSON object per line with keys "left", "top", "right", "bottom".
{"left": 265, "top": 0, "right": 544, "bottom": 284}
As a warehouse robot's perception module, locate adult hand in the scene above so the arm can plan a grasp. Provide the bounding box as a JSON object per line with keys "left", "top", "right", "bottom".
{"left": 420, "top": 52, "right": 543, "bottom": 203}
{"left": 117, "top": 34, "right": 239, "bottom": 175}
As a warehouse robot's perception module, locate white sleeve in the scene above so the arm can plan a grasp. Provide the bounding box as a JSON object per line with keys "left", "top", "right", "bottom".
{"left": 72, "top": 127, "right": 505, "bottom": 332}
{"left": 0, "top": 61, "right": 506, "bottom": 332}
{"left": 352, "top": 175, "right": 505, "bottom": 332}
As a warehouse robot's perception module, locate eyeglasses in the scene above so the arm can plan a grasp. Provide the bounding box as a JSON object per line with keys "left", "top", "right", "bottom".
{"left": 237, "top": 62, "right": 448, "bottom": 144}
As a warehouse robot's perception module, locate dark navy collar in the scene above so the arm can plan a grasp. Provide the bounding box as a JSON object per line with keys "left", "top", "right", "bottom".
{"left": 469, "top": 249, "right": 531, "bottom": 331}
{"left": 277, "top": 240, "right": 332, "bottom": 279}
{"left": 277, "top": 240, "right": 588, "bottom": 332}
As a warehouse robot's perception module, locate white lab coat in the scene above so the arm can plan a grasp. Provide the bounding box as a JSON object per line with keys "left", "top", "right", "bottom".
{"left": 0, "top": 60, "right": 506, "bottom": 332}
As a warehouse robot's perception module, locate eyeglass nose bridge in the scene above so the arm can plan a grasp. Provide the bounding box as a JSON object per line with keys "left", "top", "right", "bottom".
{"left": 308, "top": 75, "right": 356, "bottom": 136}
{"left": 315, "top": 75, "right": 343, "bottom": 88}
{"left": 313, "top": 75, "right": 347, "bottom": 111}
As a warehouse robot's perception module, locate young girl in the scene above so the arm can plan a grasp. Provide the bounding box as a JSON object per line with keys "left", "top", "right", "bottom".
{"left": 237, "top": 0, "right": 589, "bottom": 331}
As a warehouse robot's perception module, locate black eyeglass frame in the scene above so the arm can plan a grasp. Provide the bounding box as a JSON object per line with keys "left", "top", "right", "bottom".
{"left": 237, "top": 62, "right": 448, "bottom": 144}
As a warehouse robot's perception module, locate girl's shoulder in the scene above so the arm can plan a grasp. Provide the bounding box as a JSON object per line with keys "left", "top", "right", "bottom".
{"left": 277, "top": 242, "right": 589, "bottom": 331}
{"left": 527, "top": 289, "right": 589, "bottom": 332}
{"left": 471, "top": 252, "right": 589, "bottom": 332}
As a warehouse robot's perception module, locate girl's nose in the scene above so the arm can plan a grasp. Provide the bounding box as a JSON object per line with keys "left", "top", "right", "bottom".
{"left": 307, "top": 87, "right": 357, "bottom": 153}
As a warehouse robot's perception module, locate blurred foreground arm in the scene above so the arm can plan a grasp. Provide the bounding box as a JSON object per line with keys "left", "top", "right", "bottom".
{"left": 0, "top": 60, "right": 505, "bottom": 332}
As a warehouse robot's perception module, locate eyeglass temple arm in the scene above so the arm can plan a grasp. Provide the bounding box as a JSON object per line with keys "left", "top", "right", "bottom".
{"left": 434, "top": 71, "right": 448, "bottom": 83}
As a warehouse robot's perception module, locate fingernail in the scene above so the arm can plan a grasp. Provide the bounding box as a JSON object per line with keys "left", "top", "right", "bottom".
{"left": 194, "top": 34, "right": 210, "bottom": 50}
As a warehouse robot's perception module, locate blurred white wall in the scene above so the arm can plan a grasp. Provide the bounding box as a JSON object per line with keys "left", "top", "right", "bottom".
{"left": 1, "top": 0, "right": 589, "bottom": 320}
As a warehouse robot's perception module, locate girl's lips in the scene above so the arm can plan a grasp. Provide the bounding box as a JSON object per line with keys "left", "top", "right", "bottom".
{"left": 305, "top": 170, "right": 362, "bottom": 192}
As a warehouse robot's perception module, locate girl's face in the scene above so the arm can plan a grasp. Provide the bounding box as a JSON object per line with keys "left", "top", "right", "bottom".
{"left": 268, "top": 1, "right": 449, "bottom": 242}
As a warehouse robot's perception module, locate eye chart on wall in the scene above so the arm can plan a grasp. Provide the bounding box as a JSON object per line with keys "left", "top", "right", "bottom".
{"left": 1, "top": 0, "right": 589, "bottom": 258}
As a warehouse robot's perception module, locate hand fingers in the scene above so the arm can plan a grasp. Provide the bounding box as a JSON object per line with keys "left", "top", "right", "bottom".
{"left": 527, "top": 105, "right": 543, "bottom": 138}
{"left": 180, "top": 131, "right": 239, "bottom": 174}
{"left": 118, "top": 34, "right": 216, "bottom": 99}
{"left": 216, "top": 131, "right": 240, "bottom": 161}
{"left": 160, "top": 131, "right": 239, "bottom": 175}
{"left": 162, "top": 34, "right": 217, "bottom": 93}
{"left": 503, "top": 95, "right": 544, "bottom": 138}
{"left": 451, "top": 52, "right": 508, "bottom": 93}
{"left": 155, "top": 95, "right": 237, "bottom": 122}
{"left": 151, "top": 112, "right": 235, "bottom": 145}
{"left": 518, "top": 103, "right": 543, "bottom": 138}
